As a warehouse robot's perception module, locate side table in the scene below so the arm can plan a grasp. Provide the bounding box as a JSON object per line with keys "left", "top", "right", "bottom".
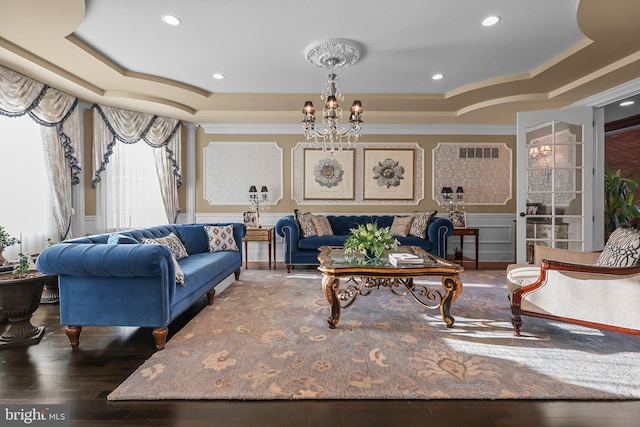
{"left": 450, "top": 227, "right": 480, "bottom": 270}
{"left": 243, "top": 227, "right": 276, "bottom": 270}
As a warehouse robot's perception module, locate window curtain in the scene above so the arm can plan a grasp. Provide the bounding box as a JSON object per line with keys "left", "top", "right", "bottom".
{"left": 92, "top": 104, "right": 182, "bottom": 228}
{"left": 0, "top": 65, "right": 81, "bottom": 241}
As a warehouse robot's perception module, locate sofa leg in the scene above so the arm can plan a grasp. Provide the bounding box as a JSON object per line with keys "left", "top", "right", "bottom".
{"left": 65, "top": 325, "right": 82, "bottom": 349}
{"left": 286, "top": 265, "right": 292, "bottom": 273}
{"left": 206, "top": 289, "right": 216, "bottom": 305}
{"left": 153, "top": 327, "right": 168, "bottom": 350}
{"left": 234, "top": 269, "right": 241, "bottom": 280}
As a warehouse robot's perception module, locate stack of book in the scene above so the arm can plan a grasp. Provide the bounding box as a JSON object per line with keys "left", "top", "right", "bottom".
{"left": 388, "top": 252, "right": 424, "bottom": 266}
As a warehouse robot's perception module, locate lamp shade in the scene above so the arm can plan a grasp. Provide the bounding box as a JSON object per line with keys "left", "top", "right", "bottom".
{"left": 303, "top": 101, "right": 315, "bottom": 115}
{"left": 249, "top": 186, "right": 257, "bottom": 193}
{"left": 260, "top": 186, "right": 268, "bottom": 193}
{"left": 456, "top": 187, "right": 464, "bottom": 194}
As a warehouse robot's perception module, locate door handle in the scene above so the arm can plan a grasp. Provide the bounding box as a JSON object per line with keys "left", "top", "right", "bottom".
{"left": 519, "top": 212, "right": 526, "bottom": 217}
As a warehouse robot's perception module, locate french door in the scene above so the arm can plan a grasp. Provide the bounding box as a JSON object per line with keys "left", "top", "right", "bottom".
{"left": 516, "top": 107, "right": 596, "bottom": 263}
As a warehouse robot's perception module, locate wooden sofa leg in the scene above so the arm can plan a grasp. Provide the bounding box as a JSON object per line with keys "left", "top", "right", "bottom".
{"left": 65, "top": 325, "right": 82, "bottom": 349}
{"left": 206, "top": 289, "right": 216, "bottom": 305}
{"left": 286, "top": 265, "right": 292, "bottom": 273}
{"left": 511, "top": 313, "right": 522, "bottom": 337}
{"left": 234, "top": 269, "right": 241, "bottom": 280}
{"left": 153, "top": 327, "right": 168, "bottom": 350}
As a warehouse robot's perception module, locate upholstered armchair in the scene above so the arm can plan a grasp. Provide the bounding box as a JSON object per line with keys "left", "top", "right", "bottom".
{"left": 506, "top": 227, "right": 640, "bottom": 337}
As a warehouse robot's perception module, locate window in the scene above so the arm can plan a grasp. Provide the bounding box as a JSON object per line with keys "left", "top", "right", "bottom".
{"left": 0, "top": 115, "right": 54, "bottom": 259}
{"left": 97, "top": 141, "right": 167, "bottom": 231}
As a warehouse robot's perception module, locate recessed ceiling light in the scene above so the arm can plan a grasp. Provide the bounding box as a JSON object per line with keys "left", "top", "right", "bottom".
{"left": 212, "top": 73, "right": 225, "bottom": 80}
{"left": 432, "top": 73, "right": 444, "bottom": 80}
{"left": 620, "top": 100, "right": 635, "bottom": 107}
{"left": 161, "top": 15, "right": 181, "bottom": 26}
{"left": 482, "top": 16, "right": 501, "bottom": 27}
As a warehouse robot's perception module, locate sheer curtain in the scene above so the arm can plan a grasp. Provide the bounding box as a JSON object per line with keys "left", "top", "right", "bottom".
{"left": 0, "top": 65, "right": 81, "bottom": 259}
{"left": 0, "top": 116, "right": 55, "bottom": 260}
{"left": 92, "top": 105, "right": 182, "bottom": 232}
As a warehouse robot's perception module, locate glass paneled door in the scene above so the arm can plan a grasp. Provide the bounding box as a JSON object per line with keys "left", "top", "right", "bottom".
{"left": 516, "top": 108, "right": 594, "bottom": 263}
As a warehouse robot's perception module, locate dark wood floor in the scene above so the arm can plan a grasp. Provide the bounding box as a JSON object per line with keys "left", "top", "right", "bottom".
{"left": 2, "top": 264, "right": 639, "bottom": 427}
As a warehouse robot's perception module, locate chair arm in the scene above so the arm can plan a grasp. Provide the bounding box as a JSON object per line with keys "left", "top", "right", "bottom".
{"left": 542, "top": 258, "right": 640, "bottom": 276}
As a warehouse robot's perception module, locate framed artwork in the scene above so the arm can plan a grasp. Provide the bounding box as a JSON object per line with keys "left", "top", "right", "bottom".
{"left": 363, "top": 148, "right": 414, "bottom": 200}
{"left": 303, "top": 149, "right": 355, "bottom": 200}
{"left": 449, "top": 211, "right": 467, "bottom": 228}
{"left": 243, "top": 211, "right": 258, "bottom": 228}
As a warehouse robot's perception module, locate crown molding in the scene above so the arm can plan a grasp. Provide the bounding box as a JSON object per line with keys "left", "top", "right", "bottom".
{"left": 199, "top": 123, "right": 516, "bottom": 135}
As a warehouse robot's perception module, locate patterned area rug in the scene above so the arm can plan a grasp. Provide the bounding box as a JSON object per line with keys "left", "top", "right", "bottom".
{"left": 108, "top": 269, "right": 640, "bottom": 400}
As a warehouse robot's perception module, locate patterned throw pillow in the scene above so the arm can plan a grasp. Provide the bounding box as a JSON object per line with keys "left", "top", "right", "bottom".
{"left": 204, "top": 225, "right": 239, "bottom": 252}
{"left": 409, "top": 210, "right": 438, "bottom": 239}
{"left": 294, "top": 209, "right": 317, "bottom": 238}
{"left": 390, "top": 216, "right": 414, "bottom": 237}
{"left": 594, "top": 226, "right": 640, "bottom": 267}
{"left": 310, "top": 214, "right": 334, "bottom": 237}
{"left": 107, "top": 233, "right": 139, "bottom": 244}
{"left": 140, "top": 233, "right": 189, "bottom": 260}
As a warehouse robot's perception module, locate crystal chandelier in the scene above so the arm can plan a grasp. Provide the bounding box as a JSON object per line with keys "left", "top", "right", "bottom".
{"left": 302, "top": 39, "right": 363, "bottom": 152}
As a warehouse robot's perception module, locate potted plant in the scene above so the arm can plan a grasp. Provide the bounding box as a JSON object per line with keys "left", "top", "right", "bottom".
{"left": 344, "top": 223, "right": 399, "bottom": 262}
{"left": 604, "top": 165, "right": 640, "bottom": 237}
{"left": 0, "top": 253, "right": 48, "bottom": 348}
{"left": 0, "top": 225, "right": 20, "bottom": 266}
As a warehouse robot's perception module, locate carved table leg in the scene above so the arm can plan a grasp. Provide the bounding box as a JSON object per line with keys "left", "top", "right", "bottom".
{"left": 440, "top": 275, "right": 463, "bottom": 328}
{"left": 153, "top": 327, "right": 168, "bottom": 350}
{"left": 65, "top": 325, "right": 82, "bottom": 349}
{"left": 322, "top": 274, "right": 341, "bottom": 329}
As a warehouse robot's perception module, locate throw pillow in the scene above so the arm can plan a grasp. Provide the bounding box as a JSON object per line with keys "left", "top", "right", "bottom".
{"left": 294, "top": 209, "right": 317, "bottom": 238}
{"left": 594, "top": 226, "right": 640, "bottom": 267}
{"left": 409, "top": 210, "right": 438, "bottom": 239}
{"left": 204, "top": 225, "right": 239, "bottom": 252}
{"left": 310, "top": 214, "right": 334, "bottom": 237}
{"left": 172, "top": 255, "right": 185, "bottom": 286}
{"left": 107, "top": 233, "right": 139, "bottom": 245}
{"left": 390, "top": 216, "right": 414, "bottom": 237}
{"left": 140, "top": 233, "right": 189, "bottom": 260}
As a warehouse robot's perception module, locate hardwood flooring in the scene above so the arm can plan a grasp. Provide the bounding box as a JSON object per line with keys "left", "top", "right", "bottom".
{"left": 1, "top": 265, "right": 639, "bottom": 426}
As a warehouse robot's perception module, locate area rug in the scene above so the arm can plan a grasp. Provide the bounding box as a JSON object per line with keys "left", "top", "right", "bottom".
{"left": 108, "top": 269, "right": 640, "bottom": 400}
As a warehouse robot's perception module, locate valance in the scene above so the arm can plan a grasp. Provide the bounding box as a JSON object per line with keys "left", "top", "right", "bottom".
{"left": 92, "top": 104, "right": 182, "bottom": 188}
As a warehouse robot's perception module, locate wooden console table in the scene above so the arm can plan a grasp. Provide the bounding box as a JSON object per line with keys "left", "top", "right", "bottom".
{"left": 242, "top": 227, "right": 276, "bottom": 270}
{"left": 450, "top": 227, "right": 480, "bottom": 270}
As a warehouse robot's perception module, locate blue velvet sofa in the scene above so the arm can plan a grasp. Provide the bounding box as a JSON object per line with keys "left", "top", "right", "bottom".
{"left": 275, "top": 214, "right": 453, "bottom": 272}
{"left": 35, "top": 223, "right": 245, "bottom": 350}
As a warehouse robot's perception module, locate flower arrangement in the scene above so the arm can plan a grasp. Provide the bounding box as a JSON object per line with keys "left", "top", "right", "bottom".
{"left": 344, "top": 223, "right": 399, "bottom": 260}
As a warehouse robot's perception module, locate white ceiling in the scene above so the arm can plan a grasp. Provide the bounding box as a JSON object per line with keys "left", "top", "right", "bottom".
{"left": 73, "top": 0, "right": 583, "bottom": 95}
{"left": 1, "top": 0, "right": 639, "bottom": 124}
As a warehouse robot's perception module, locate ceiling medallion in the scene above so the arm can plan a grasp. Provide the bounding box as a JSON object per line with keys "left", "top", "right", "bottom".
{"left": 304, "top": 39, "right": 361, "bottom": 69}
{"left": 302, "top": 39, "right": 363, "bottom": 153}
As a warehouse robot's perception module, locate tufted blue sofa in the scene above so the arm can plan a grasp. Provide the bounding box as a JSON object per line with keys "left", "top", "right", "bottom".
{"left": 36, "top": 223, "right": 245, "bottom": 350}
{"left": 275, "top": 214, "right": 453, "bottom": 272}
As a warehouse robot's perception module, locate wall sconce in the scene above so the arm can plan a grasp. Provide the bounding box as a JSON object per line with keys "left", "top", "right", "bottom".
{"left": 249, "top": 185, "right": 269, "bottom": 227}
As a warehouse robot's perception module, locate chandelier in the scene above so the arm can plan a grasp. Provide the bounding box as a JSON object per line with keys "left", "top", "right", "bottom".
{"left": 302, "top": 39, "right": 363, "bottom": 152}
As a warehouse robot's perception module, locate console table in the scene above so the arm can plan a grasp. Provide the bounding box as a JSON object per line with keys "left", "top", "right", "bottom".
{"left": 450, "top": 227, "right": 480, "bottom": 270}
{"left": 242, "top": 226, "right": 276, "bottom": 270}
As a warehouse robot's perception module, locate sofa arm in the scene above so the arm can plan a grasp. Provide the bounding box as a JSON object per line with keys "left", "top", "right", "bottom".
{"left": 276, "top": 215, "right": 301, "bottom": 264}
{"left": 426, "top": 217, "right": 454, "bottom": 258}
{"left": 36, "top": 243, "right": 174, "bottom": 278}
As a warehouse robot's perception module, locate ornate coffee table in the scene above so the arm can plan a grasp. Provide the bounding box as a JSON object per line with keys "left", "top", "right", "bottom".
{"left": 317, "top": 245, "right": 463, "bottom": 329}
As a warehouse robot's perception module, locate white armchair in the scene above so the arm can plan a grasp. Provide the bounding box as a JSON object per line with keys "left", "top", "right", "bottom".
{"left": 507, "top": 238, "right": 640, "bottom": 337}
